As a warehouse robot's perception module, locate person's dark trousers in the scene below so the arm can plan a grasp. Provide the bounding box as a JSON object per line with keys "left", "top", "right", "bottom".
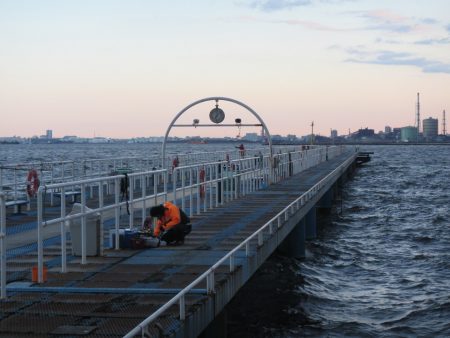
{"left": 161, "top": 223, "right": 185, "bottom": 243}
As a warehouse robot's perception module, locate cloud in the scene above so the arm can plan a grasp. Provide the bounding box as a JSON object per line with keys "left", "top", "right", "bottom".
{"left": 357, "top": 10, "right": 418, "bottom": 33}
{"left": 421, "top": 18, "right": 438, "bottom": 25}
{"left": 345, "top": 49, "right": 450, "bottom": 74}
{"left": 248, "top": 0, "right": 311, "bottom": 11}
{"left": 414, "top": 37, "right": 450, "bottom": 45}
{"left": 447, "top": 24, "right": 450, "bottom": 32}
{"left": 273, "top": 18, "right": 348, "bottom": 31}
{"left": 247, "top": 0, "right": 354, "bottom": 12}
{"left": 235, "top": 15, "right": 347, "bottom": 31}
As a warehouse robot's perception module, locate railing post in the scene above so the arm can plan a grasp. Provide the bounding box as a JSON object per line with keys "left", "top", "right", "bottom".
{"left": 128, "top": 175, "right": 134, "bottom": 230}
{"left": 189, "top": 168, "right": 193, "bottom": 218}
{"left": 196, "top": 167, "right": 201, "bottom": 215}
{"left": 37, "top": 188, "right": 44, "bottom": 283}
{"left": 99, "top": 180, "right": 104, "bottom": 256}
{"left": 0, "top": 193, "right": 6, "bottom": 298}
{"left": 230, "top": 254, "right": 235, "bottom": 272}
{"left": 153, "top": 172, "right": 158, "bottom": 206}
{"left": 114, "top": 177, "right": 120, "bottom": 250}
{"left": 164, "top": 171, "right": 168, "bottom": 203}
{"left": 81, "top": 183, "right": 87, "bottom": 264}
{"left": 60, "top": 186, "right": 67, "bottom": 273}
{"left": 181, "top": 168, "right": 186, "bottom": 211}
{"left": 179, "top": 295, "right": 186, "bottom": 320}
{"left": 141, "top": 174, "right": 146, "bottom": 225}
{"left": 207, "top": 271, "right": 215, "bottom": 294}
{"left": 173, "top": 168, "right": 178, "bottom": 206}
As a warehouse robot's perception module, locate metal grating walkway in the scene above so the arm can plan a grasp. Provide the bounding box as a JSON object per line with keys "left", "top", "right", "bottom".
{"left": 0, "top": 151, "right": 356, "bottom": 337}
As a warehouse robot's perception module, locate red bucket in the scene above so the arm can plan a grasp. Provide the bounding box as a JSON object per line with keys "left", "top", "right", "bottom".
{"left": 31, "top": 265, "right": 47, "bottom": 283}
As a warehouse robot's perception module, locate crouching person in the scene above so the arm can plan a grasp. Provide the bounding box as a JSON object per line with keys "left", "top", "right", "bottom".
{"left": 150, "top": 202, "right": 191, "bottom": 246}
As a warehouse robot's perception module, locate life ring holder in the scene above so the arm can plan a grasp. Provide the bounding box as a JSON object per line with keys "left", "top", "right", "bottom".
{"left": 26, "top": 169, "right": 40, "bottom": 198}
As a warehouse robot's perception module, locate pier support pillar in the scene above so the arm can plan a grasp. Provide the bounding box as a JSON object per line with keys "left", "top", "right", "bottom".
{"left": 199, "top": 309, "right": 227, "bottom": 338}
{"left": 279, "top": 218, "right": 305, "bottom": 259}
{"left": 332, "top": 182, "right": 340, "bottom": 200}
{"left": 317, "top": 188, "right": 333, "bottom": 210}
{"left": 305, "top": 208, "right": 316, "bottom": 240}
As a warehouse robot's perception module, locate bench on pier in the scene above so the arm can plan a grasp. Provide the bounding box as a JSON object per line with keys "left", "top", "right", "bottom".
{"left": 5, "top": 199, "right": 29, "bottom": 214}
{"left": 53, "top": 190, "right": 82, "bottom": 203}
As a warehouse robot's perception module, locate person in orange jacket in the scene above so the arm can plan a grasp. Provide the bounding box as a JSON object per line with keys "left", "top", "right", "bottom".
{"left": 150, "top": 201, "right": 190, "bottom": 245}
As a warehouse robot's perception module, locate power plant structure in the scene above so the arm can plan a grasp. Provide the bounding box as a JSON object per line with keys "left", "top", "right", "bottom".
{"left": 416, "top": 93, "right": 421, "bottom": 137}
{"left": 443, "top": 110, "right": 447, "bottom": 136}
{"left": 422, "top": 117, "right": 438, "bottom": 139}
{"left": 401, "top": 126, "right": 418, "bottom": 142}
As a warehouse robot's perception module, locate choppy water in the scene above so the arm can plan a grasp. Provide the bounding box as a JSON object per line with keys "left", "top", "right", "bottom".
{"left": 2, "top": 143, "right": 449, "bottom": 337}
{"left": 0, "top": 142, "right": 207, "bottom": 164}
{"left": 292, "top": 145, "right": 450, "bottom": 337}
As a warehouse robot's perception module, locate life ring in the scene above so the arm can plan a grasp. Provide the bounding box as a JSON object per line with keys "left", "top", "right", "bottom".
{"left": 26, "top": 169, "right": 40, "bottom": 198}
{"left": 199, "top": 167, "right": 206, "bottom": 198}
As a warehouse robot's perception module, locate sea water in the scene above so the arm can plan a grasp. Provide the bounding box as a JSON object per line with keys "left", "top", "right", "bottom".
{"left": 289, "top": 145, "right": 450, "bottom": 337}
{"left": 1, "top": 143, "right": 449, "bottom": 337}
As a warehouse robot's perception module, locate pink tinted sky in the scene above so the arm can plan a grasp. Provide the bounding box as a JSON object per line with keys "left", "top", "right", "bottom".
{"left": 1, "top": 0, "right": 449, "bottom": 138}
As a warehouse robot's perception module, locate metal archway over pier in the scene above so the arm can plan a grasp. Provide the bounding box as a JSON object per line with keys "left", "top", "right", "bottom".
{"left": 161, "top": 97, "right": 274, "bottom": 168}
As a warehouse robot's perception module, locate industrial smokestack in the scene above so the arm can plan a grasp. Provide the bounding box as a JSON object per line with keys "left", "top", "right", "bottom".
{"left": 443, "top": 110, "right": 447, "bottom": 136}
{"left": 416, "top": 93, "right": 420, "bottom": 133}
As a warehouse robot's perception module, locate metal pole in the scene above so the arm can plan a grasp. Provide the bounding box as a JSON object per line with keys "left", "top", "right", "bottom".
{"left": 0, "top": 193, "right": 6, "bottom": 298}
{"left": 37, "top": 187, "right": 44, "bottom": 283}
{"left": 60, "top": 186, "right": 67, "bottom": 272}
{"left": 81, "top": 183, "right": 87, "bottom": 264}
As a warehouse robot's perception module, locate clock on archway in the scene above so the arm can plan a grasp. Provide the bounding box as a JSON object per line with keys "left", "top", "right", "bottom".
{"left": 209, "top": 107, "right": 225, "bottom": 124}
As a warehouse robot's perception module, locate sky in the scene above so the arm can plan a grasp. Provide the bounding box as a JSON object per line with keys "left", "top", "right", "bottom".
{"left": 1, "top": 0, "right": 449, "bottom": 139}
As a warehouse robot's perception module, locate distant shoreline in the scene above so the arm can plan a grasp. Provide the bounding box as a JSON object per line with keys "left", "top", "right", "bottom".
{"left": 1, "top": 140, "right": 449, "bottom": 146}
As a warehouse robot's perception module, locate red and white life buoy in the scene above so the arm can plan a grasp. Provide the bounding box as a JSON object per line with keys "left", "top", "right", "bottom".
{"left": 199, "top": 167, "right": 206, "bottom": 198}
{"left": 26, "top": 169, "right": 40, "bottom": 198}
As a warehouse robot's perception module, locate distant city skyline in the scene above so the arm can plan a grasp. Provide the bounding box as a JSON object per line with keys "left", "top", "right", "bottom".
{"left": 1, "top": 1, "right": 449, "bottom": 138}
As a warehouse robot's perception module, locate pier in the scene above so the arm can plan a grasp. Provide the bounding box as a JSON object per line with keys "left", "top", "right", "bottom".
{"left": 0, "top": 145, "right": 366, "bottom": 337}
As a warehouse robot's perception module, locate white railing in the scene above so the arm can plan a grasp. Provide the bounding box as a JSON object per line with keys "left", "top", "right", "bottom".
{"left": 34, "top": 169, "right": 168, "bottom": 282}
{"left": 5, "top": 145, "right": 347, "bottom": 290}
{"left": 123, "top": 149, "right": 355, "bottom": 338}
{"left": 0, "top": 156, "right": 162, "bottom": 205}
{"left": 0, "top": 192, "right": 6, "bottom": 299}
{"left": 0, "top": 148, "right": 271, "bottom": 207}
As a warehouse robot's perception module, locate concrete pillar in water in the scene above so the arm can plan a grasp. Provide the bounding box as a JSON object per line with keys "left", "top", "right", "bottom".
{"left": 199, "top": 309, "right": 227, "bottom": 338}
{"left": 305, "top": 208, "right": 317, "bottom": 240}
{"left": 279, "top": 218, "right": 306, "bottom": 259}
{"left": 318, "top": 188, "right": 333, "bottom": 210}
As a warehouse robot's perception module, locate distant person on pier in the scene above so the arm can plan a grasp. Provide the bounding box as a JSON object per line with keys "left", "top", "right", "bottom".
{"left": 150, "top": 202, "right": 191, "bottom": 246}
{"left": 172, "top": 156, "right": 179, "bottom": 171}
{"left": 236, "top": 143, "right": 245, "bottom": 158}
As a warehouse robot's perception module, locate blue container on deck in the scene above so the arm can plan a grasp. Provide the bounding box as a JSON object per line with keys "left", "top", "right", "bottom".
{"left": 109, "top": 229, "right": 139, "bottom": 249}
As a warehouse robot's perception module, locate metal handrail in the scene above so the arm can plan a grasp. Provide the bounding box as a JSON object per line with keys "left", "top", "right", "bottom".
{"left": 123, "top": 150, "right": 355, "bottom": 337}
{"left": 7, "top": 146, "right": 347, "bottom": 290}
{"left": 0, "top": 192, "right": 6, "bottom": 299}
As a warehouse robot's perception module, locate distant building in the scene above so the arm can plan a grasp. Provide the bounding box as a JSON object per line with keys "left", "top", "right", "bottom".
{"left": 243, "top": 133, "right": 259, "bottom": 142}
{"left": 46, "top": 130, "right": 53, "bottom": 139}
{"left": 385, "top": 126, "right": 392, "bottom": 133}
{"left": 286, "top": 134, "right": 297, "bottom": 142}
{"left": 354, "top": 128, "right": 375, "bottom": 138}
{"left": 330, "top": 129, "right": 338, "bottom": 139}
{"left": 422, "top": 117, "right": 438, "bottom": 139}
{"left": 401, "top": 126, "right": 417, "bottom": 142}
